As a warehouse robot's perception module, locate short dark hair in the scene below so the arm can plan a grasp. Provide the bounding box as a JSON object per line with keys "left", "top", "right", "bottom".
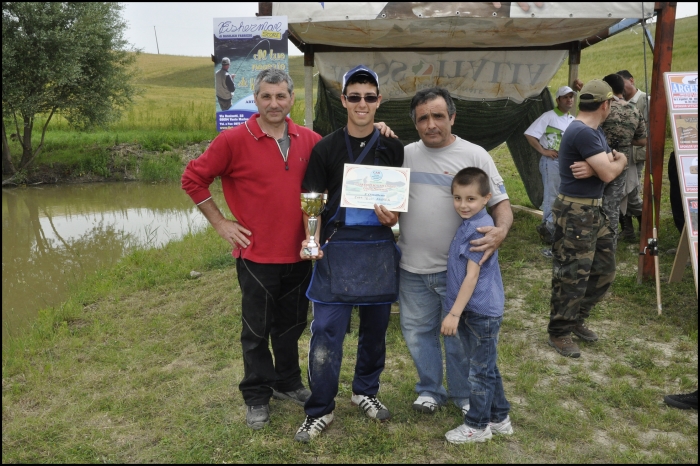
{"left": 603, "top": 73, "right": 625, "bottom": 95}
{"left": 410, "top": 87, "right": 456, "bottom": 123}
{"left": 452, "top": 167, "right": 490, "bottom": 197}
{"left": 344, "top": 74, "right": 378, "bottom": 94}
{"left": 579, "top": 100, "right": 606, "bottom": 112}
{"left": 617, "top": 70, "right": 634, "bottom": 80}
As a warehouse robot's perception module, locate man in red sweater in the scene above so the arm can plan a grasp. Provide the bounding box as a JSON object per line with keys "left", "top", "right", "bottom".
{"left": 182, "top": 69, "right": 321, "bottom": 430}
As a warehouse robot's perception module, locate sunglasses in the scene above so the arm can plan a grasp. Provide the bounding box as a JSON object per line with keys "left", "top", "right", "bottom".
{"left": 343, "top": 94, "right": 379, "bottom": 103}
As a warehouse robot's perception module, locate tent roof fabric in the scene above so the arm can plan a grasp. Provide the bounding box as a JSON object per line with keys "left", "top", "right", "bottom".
{"left": 276, "top": 2, "right": 654, "bottom": 49}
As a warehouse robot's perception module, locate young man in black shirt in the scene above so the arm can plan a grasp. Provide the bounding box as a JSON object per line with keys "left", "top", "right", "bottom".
{"left": 294, "top": 65, "right": 404, "bottom": 442}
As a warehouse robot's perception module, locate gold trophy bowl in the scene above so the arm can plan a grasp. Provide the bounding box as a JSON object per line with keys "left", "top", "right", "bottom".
{"left": 301, "top": 193, "right": 328, "bottom": 256}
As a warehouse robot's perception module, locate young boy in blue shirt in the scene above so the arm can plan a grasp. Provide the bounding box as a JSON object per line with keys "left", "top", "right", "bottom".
{"left": 441, "top": 167, "right": 513, "bottom": 443}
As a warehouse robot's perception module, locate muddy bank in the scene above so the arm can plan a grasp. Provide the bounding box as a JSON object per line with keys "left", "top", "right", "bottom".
{"left": 3, "top": 141, "right": 211, "bottom": 186}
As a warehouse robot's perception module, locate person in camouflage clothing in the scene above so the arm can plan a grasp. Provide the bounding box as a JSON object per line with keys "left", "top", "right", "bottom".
{"left": 547, "top": 80, "right": 628, "bottom": 358}
{"left": 600, "top": 74, "right": 647, "bottom": 248}
{"left": 618, "top": 70, "right": 649, "bottom": 237}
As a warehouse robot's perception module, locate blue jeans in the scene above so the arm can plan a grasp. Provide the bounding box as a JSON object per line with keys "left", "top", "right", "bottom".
{"left": 458, "top": 312, "right": 510, "bottom": 429}
{"left": 398, "top": 269, "right": 470, "bottom": 407}
{"left": 540, "top": 156, "right": 560, "bottom": 234}
{"left": 304, "top": 302, "right": 391, "bottom": 418}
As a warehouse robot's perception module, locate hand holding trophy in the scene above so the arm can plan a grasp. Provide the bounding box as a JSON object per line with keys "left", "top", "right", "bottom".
{"left": 301, "top": 193, "right": 327, "bottom": 256}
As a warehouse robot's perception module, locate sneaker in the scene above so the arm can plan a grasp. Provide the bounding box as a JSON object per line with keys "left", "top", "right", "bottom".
{"left": 412, "top": 395, "right": 439, "bottom": 414}
{"left": 540, "top": 248, "right": 553, "bottom": 258}
{"left": 351, "top": 393, "right": 391, "bottom": 421}
{"left": 445, "top": 424, "right": 493, "bottom": 444}
{"left": 548, "top": 335, "right": 581, "bottom": 358}
{"left": 572, "top": 322, "right": 598, "bottom": 342}
{"left": 461, "top": 402, "right": 470, "bottom": 417}
{"left": 489, "top": 415, "right": 514, "bottom": 435}
{"left": 272, "top": 387, "right": 311, "bottom": 407}
{"left": 293, "top": 413, "right": 334, "bottom": 443}
{"left": 663, "top": 390, "right": 698, "bottom": 410}
{"left": 536, "top": 223, "right": 553, "bottom": 244}
{"left": 246, "top": 404, "right": 270, "bottom": 430}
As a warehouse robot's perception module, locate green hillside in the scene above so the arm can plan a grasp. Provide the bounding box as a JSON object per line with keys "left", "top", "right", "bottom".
{"left": 130, "top": 16, "right": 697, "bottom": 101}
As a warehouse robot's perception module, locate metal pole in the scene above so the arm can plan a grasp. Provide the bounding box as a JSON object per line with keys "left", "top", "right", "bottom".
{"left": 154, "top": 26, "right": 160, "bottom": 55}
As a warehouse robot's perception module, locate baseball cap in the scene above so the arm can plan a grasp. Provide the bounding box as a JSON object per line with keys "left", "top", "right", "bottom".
{"left": 221, "top": 57, "right": 230, "bottom": 65}
{"left": 342, "top": 65, "right": 379, "bottom": 94}
{"left": 555, "top": 86, "right": 575, "bottom": 98}
{"left": 579, "top": 79, "right": 614, "bottom": 103}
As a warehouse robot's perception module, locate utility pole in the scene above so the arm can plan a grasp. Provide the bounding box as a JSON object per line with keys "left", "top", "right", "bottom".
{"left": 154, "top": 26, "right": 160, "bottom": 54}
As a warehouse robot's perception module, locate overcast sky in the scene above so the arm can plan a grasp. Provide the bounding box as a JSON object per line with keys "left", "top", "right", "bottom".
{"left": 122, "top": 2, "right": 698, "bottom": 57}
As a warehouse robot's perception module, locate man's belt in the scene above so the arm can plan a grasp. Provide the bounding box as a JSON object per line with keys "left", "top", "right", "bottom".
{"left": 558, "top": 194, "right": 602, "bottom": 206}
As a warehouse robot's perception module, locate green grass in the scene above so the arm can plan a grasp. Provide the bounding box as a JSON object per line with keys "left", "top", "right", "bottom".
{"left": 2, "top": 140, "right": 696, "bottom": 463}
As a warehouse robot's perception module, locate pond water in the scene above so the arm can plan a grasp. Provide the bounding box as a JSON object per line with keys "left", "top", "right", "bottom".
{"left": 1, "top": 182, "right": 224, "bottom": 344}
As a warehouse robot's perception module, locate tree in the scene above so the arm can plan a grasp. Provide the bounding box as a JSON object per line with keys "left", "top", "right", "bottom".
{"left": 2, "top": 2, "right": 138, "bottom": 179}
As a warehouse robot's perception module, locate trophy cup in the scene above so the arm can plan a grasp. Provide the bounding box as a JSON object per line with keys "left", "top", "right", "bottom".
{"left": 301, "top": 193, "right": 327, "bottom": 256}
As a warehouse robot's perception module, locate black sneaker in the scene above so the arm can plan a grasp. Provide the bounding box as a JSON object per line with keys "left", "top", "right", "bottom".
{"left": 246, "top": 404, "right": 270, "bottom": 430}
{"left": 663, "top": 390, "right": 698, "bottom": 410}
{"left": 294, "top": 413, "right": 334, "bottom": 442}
{"left": 272, "top": 387, "right": 311, "bottom": 406}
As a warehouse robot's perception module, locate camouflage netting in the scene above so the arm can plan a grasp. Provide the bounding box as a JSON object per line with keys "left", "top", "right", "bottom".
{"left": 313, "top": 78, "right": 556, "bottom": 210}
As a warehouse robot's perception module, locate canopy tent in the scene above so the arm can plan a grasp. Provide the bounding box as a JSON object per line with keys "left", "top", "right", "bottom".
{"left": 260, "top": 2, "right": 677, "bottom": 281}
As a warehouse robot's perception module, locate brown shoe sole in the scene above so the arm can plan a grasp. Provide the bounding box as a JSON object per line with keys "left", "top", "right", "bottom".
{"left": 548, "top": 339, "right": 581, "bottom": 358}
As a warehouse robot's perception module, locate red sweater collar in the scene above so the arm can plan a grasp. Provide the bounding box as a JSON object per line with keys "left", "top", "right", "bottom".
{"left": 246, "top": 114, "right": 300, "bottom": 139}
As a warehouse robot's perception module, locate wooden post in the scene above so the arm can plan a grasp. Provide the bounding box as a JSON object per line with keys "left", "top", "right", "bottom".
{"left": 257, "top": 2, "right": 272, "bottom": 16}
{"left": 304, "top": 47, "right": 314, "bottom": 130}
{"left": 638, "top": 2, "right": 675, "bottom": 282}
{"left": 568, "top": 41, "right": 581, "bottom": 116}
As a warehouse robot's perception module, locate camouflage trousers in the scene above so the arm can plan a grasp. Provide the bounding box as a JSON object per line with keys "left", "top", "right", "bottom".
{"left": 625, "top": 160, "right": 645, "bottom": 217}
{"left": 548, "top": 197, "right": 616, "bottom": 337}
{"left": 602, "top": 167, "right": 628, "bottom": 251}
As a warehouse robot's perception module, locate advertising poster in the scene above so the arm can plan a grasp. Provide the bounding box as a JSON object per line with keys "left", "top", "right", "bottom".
{"left": 665, "top": 73, "right": 698, "bottom": 111}
{"left": 213, "top": 16, "right": 289, "bottom": 131}
{"left": 679, "top": 155, "right": 699, "bottom": 194}
{"left": 672, "top": 113, "right": 699, "bottom": 151}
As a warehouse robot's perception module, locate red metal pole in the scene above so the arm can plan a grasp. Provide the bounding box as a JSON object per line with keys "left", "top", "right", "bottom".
{"left": 638, "top": 2, "right": 676, "bottom": 282}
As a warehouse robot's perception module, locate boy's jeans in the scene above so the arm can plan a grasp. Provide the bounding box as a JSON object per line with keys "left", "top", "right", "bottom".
{"left": 399, "top": 268, "right": 470, "bottom": 407}
{"left": 458, "top": 311, "right": 510, "bottom": 429}
{"left": 540, "top": 155, "right": 560, "bottom": 234}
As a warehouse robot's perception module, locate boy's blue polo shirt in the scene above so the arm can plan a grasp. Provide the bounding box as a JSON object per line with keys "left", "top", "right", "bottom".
{"left": 445, "top": 208, "right": 505, "bottom": 317}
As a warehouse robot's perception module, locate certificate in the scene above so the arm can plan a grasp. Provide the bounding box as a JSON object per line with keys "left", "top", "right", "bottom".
{"left": 340, "top": 164, "right": 410, "bottom": 212}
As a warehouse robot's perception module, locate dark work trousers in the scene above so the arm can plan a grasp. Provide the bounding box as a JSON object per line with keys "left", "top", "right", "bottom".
{"left": 304, "top": 302, "right": 391, "bottom": 418}
{"left": 236, "top": 258, "right": 312, "bottom": 406}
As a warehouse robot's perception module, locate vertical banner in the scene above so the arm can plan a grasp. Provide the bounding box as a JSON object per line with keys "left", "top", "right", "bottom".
{"left": 213, "top": 16, "right": 289, "bottom": 131}
{"left": 664, "top": 71, "right": 698, "bottom": 289}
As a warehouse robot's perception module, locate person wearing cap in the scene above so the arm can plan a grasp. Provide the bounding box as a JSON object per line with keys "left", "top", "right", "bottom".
{"left": 617, "top": 69, "right": 650, "bottom": 237}
{"left": 215, "top": 57, "right": 236, "bottom": 110}
{"left": 398, "top": 87, "right": 511, "bottom": 419}
{"left": 294, "top": 65, "right": 404, "bottom": 442}
{"left": 547, "top": 79, "right": 627, "bottom": 358}
{"left": 524, "top": 85, "right": 577, "bottom": 249}
{"left": 600, "top": 73, "right": 647, "bottom": 245}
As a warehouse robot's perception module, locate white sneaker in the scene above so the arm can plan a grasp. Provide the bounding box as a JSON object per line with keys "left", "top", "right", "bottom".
{"left": 489, "top": 415, "right": 514, "bottom": 435}
{"left": 294, "top": 413, "right": 334, "bottom": 443}
{"left": 445, "top": 424, "right": 493, "bottom": 444}
{"left": 351, "top": 393, "right": 391, "bottom": 421}
{"left": 461, "top": 403, "right": 470, "bottom": 417}
{"left": 412, "top": 395, "right": 439, "bottom": 414}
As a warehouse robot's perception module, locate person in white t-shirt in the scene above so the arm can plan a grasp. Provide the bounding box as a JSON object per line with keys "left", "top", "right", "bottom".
{"left": 397, "top": 87, "right": 512, "bottom": 417}
{"left": 524, "top": 86, "right": 576, "bottom": 246}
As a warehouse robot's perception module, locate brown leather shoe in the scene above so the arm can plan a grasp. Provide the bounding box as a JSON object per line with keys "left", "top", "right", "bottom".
{"left": 548, "top": 335, "right": 581, "bottom": 358}
{"left": 572, "top": 322, "right": 599, "bottom": 342}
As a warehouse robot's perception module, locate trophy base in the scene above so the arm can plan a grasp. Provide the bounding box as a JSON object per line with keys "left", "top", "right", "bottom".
{"left": 303, "top": 247, "right": 319, "bottom": 257}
